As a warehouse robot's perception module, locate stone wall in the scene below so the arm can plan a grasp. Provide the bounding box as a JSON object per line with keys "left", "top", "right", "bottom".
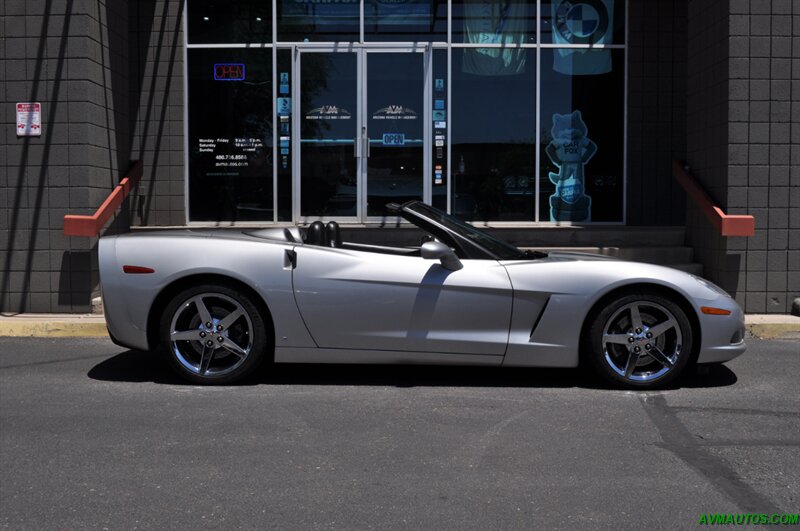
{"left": 685, "top": 0, "right": 799, "bottom": 313}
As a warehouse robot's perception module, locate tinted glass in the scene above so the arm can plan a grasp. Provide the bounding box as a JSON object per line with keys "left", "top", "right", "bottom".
{"left": 431, "top": 49, "right": 448, "bottom": 211}
{"left": 187, "top": 0, "right": 272, "bottom": 44}
{"left": 278, "top": 0, "right": 360, "bottom": 41}
{"left": 451, "top": 48, "right": 536, "bottom": 221}
{"left": 187, "top": 50, "right": 273, "bottom": 222}
{"left": 366, "top": 53, "right": 425, "bottom": 217}
{"left": 277, "top": 50, "right": 293, "bottom": 221}
{"left": 364, "top": 0, "right": 447, "bottom": 42}
{"left": 452, "top": 0, "right": 537, "bottom": 45}
{"left": 539, "top": 49, "right": 624, "bottom": 222}
{"left": 300, "top": 52, "right": 359, "bottom": 217}
{"left": 541, "top": 0, "right": 625, "bottom": 45}
{"left": 406, "top": 202, "right": 525, "bottom": 259}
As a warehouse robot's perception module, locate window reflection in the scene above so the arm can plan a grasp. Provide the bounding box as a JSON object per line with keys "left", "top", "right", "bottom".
{"left": 451, "top": 49, "right": 536, "bottom": 221}
{"left": 185, "top": 1, "right": 627, "bottom": 223}
{"left": 299, "top": 53, "right": 359, "bottom": 217}
{"left": 364, "top": 0, "right": 447, "bottom": 42}
{"left": 187, "top": 0, "right": 271, "bottom": 44}
{"left": 452, "top": 0, "right": 537, "bottom": 45}
{"left": 278, "top": 0, "right": 360, "bottom": 41}
{"left": 539, "top": 49, "right": 624, "bottom": 222}
{"left": 188, "top": 50, "right": 273, "bottom": 222}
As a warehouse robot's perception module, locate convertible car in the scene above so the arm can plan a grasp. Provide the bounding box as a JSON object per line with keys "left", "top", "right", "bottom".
{"left": 99, "top": 201, "right": 746, "bottom": 389}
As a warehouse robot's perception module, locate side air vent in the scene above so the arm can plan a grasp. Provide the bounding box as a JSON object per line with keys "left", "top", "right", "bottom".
{"left": 529, "top": 297, "right": 551, "bottom": 340}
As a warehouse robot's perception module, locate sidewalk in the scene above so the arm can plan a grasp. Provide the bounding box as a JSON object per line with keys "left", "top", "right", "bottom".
{"left": 2, "top": 313, "right": 799, "bottom": 340}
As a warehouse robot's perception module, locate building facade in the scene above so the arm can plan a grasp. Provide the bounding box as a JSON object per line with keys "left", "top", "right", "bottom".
{"left": 1, "top": 0, "right": 798, "bottom": 314}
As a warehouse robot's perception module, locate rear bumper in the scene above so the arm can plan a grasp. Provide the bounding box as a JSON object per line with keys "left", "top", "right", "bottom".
{"left": 106, "top": 324, "right": 144, "bottom": 351}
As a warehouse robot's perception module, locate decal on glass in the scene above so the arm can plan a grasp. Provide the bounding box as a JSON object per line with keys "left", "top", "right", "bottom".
{"left": 305, "top": 105, "right": 352, "bottom": 120}
{"left": 277, "top": 97, "right": 292, "bottom": 116}
{"left": 551, "top": 0, "right": 613, "bottom": 75}
{"left": 546, "top": 110, "right": 596, "bottom": 222}
{"left": 372, "top": 105, "right": 418, "bottom": 120}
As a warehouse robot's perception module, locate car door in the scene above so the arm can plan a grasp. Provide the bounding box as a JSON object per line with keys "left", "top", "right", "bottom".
{"left": 291, "top": 245, "right": 513, "bottom": 356}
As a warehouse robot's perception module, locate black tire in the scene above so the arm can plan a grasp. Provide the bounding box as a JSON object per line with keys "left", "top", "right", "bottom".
{"left": 585, "top": 292, "right": 693, "bottom": 389}
{"left": 159, "top": 284, "right": 269, "bottom": 384}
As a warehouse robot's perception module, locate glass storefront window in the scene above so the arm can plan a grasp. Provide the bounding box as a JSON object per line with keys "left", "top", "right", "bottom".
{"left": 187, "top": 49, "right": 273, "bottom": 222}
{"left": 539, "top": 49, "right": 624, "bottom": 222}
{"left": 364, "top": 0, "right": 447, "bottom": 42}
{"left": 277, "top": 50, "right": 293, "bottom": 221}
{"left": 431, "top": 49, "right": 448, "bottom": 211}
{"left": 452, "top": 0, "right": 537, "bottom": 46}
{"left": 366, "top": 53, "right": 426, "bottom": 216}
{"left": 451, "top": 48, "right": 536, "bottom": 221}
{"left": 299, "top": 52, "right": 359, "bottom": 217}
{"left": 277, "top": 0, "right": 360, "bottom": 42}
{"left": 187, "top": 0, "right": 272, "bottom": 44}
{"left": 185, "top": 2, "right": 627, "bottom": 223}
{"left": 541, "top": 0, "right": 626, "bottom": 46}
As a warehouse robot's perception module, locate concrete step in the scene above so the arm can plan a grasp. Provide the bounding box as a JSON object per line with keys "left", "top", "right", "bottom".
{"left": 339, "top": 225, "right": 688, "bottom": 248}
{"left": 520, "top": 246, "right": 703, "bottom": 276}
{"left": 338, "top": 226, "right": 703, "bottom": 275}
{"left": 523, "top": 246, "right": 694, "bottom": 264}
{"left": 670, "top": 263, "right": 704, "bottom": 275}
{"left": 475, "top": 226, "right": 687, "bottom": 247}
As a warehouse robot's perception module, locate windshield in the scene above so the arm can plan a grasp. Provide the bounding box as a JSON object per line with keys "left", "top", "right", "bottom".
{"left": 404, "top": 202, "right": 529, "bottom": 260}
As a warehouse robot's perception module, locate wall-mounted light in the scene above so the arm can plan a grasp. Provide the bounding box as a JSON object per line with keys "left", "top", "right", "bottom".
{"left": 256, "top": 16, "right": 262, "bottom": 21}
{"left": 203, "top": 16, "right": 210, "bottom": 21}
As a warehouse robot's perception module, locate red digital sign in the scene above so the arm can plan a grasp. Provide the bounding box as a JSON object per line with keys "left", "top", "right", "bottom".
{"left": 214, "top": 63, "right": 245, "bottom": 81}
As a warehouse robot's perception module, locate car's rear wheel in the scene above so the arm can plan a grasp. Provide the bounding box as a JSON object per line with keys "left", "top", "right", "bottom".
{"left": 586, "top": 292, "right": 693, "bottom": 389}
{"left": 159, "top": 284, "right": 269, "bottom": 384}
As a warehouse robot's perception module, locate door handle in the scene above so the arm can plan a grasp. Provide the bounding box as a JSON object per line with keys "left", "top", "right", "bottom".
{"left": 364, "top": 136, "right": 370, "bottom": 158}
{"left": 354, "top": 137, "right": 359, "bottom": 158}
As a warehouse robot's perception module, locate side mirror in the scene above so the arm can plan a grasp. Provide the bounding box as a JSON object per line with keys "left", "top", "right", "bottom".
{"left": 421, "top": 241, "right": 463, "bottom": 271}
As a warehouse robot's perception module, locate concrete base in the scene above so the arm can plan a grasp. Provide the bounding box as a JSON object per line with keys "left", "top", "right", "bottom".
{"left": 1, "top": 313, "right": 798, "bottom": 341}
{"left": 745, "top": 314, "right": 800, "bottom": 341}
{"left": 0, "top": 314, "right": 108, "bottom": 338}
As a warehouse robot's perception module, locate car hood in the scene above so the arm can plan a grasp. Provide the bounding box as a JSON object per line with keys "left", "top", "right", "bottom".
{"left": 538, "top": 250, "right": 618, "bottom": 262}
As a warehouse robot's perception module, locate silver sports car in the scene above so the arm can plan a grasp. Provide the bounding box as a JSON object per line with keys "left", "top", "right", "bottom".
{"left": 99, "top": 201, "right": 746, "bottom": 389}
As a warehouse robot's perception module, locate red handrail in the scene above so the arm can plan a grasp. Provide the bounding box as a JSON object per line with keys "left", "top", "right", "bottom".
{"left": 672, "top": 160, "right": 755, "bottom": 237}
{"left": 63, "top": 160, "right": 143, "bottom": 237}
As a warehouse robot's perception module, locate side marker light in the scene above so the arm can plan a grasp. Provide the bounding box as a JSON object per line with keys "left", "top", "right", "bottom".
{"left": 122, "top": 265, "right": 155, "bottom": 274}
{"left": 700, "top": 306, "right": 731, "bottom": 315}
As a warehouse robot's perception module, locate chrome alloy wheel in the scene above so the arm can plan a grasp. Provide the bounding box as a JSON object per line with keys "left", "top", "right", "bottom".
{"left": 601, "top": 301, "right": 683, "bottom": 382}
{"left": 169, "top": 292, "right": 253, "bottom": 377}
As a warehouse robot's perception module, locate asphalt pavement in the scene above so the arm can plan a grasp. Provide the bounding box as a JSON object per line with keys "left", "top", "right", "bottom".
{"left": 0, "top": 337, "right": 798, "bottom": 529}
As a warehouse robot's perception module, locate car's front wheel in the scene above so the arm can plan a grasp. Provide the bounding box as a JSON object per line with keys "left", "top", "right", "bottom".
{"left": 159, "top": 284, "right": 269, "bottom": 384}
{"left": 586, "top": 292, "right": 693, "bottom": 389}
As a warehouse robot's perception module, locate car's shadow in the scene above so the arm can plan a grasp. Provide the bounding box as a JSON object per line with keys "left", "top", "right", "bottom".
{"left": 87, "top": 349, "right": 738, "bottom": 390}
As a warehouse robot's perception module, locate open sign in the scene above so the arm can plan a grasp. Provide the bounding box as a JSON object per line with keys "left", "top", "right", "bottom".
{"left": 214, "top": 63, "right": 245, "bottom": 81}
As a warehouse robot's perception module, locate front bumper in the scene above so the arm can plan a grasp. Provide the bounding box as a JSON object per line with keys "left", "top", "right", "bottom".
{"left": 696, "top": 299, "right": 747, "bottom": 364}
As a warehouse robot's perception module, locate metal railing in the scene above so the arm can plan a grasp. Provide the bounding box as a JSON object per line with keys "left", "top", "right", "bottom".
{"left": 672, "top": 160, "right": 755, "bottom": 237}
{"left": 63, "top": 160, "right": 143, "bottom": 237}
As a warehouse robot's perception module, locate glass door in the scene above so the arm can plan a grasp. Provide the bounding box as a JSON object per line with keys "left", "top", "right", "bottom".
{"left": 363, "top": 51, "right": 427, "bottom": 219}
{"left": 296, "top": 50, "right": 360, "bottom": 221}
{"left": 294, "top": 48, "right": 428, "bottom": 222}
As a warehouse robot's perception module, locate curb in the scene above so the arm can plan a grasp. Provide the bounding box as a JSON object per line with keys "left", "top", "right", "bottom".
{"left": 744, "top": 314, "right": 800, "bottom": 340}
{"left": 1, "top": 315, "right": 799, "bottom": 340}
{"left": 0, "top": 316, "right": 108, "bottom": 338}
{"left": 746, "top": 323, "right": 800, "bottom": 341}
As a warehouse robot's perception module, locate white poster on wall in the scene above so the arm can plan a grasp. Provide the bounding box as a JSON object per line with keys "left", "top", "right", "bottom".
{"left": 16, "top": 102, "right": 42, "bottom": 137}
